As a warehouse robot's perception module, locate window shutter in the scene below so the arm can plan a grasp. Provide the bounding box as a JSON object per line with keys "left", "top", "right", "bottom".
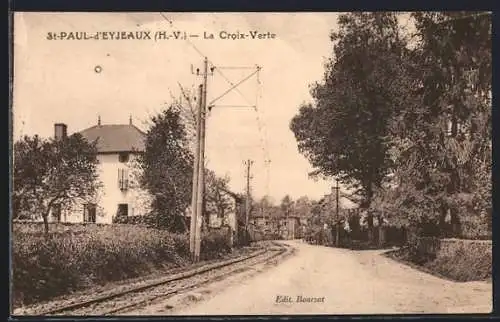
{"left": 83, "top": 204, "right": 88, "bottom": 222}
{"left": 125, "top": 169, "right": 129, "bottom": 190}
{"left": 118, "top": 168, "right": 129, "bottom": 191}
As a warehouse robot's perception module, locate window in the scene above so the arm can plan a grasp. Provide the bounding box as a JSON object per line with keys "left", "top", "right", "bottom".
{"left": 117, "top": 204, "right": 129, "bottom": 217}
{"left": 83, "top": 203, "right": 97, "bottom": 223}
{"left": 119, "top": 152, "right": 130, "bottom": 163}
{"left": 52, "top": 204, "right": 61, "bottom": 222}
{"left": 118, "top": 168, "right": 129, "bottom": 190}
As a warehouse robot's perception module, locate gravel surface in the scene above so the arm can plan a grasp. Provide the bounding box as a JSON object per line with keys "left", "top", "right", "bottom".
{"left": 162, "top": 240, "right": 492, "bottom": 315}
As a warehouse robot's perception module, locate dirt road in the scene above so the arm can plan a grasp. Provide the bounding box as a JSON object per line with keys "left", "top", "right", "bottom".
{"left": 127, "top": 240, "right": 492, "bottom": 315}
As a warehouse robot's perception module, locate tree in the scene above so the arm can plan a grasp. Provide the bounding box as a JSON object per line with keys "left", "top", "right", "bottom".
{"left": 386, "top": 12, "right": 492, "bottom": 236}
{"left": 280, "top": 195, "right": 294, "bottom": 218}
{"left": 293, "top": 196, "right": 312, "bottom": 218}
{"left": 290, "top": 12, "right": 413, "bottom": 241}
{"left": 255, "top": 195, "right": 275, "bottom": 217}
{"left": 205, "top": 170, "right": 234, "bottom": 226}
{"left": 138, "top": 105, "right": 194, "bottom": 232}
{"left": 13, "top": 134, "right": 100, "bottom": 234}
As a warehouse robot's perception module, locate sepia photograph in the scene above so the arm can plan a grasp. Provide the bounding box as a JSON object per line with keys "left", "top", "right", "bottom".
{"left": 10, "top": 11, "right": 492, "bottom": 316}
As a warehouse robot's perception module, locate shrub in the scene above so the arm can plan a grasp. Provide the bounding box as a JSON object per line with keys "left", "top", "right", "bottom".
{"left": 12, "top": 223, "right": 230, "bottom": 307}
{"left": 397, "top": 236, "right": 491, "bottom": 282}
{"left": 112, "top": 214, "right": 158, "bottom": 227}
{"left": 424, "top": 239, "right": 492, "bottom": 281}
{"left": 200, "top": 229, "right": 231, "bottom": 260}
{"left": 407, "top": 236, "right": 441, "bottom": 263}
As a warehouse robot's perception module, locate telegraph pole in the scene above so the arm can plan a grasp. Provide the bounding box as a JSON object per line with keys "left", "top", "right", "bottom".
{"left": 244, "top": 159, "right": 253, "bottom": 231}
{"left": 334, "top": 178, "right": 340, "bottom": 246}
{"left": 189, "top": 84, "right": 203, "bottom": 256}
{"left": 335, "top": 178, "right": 339, "bottom": 220}
{"left": 194, "top": 57, "right": 209, "bottom": 262}
{"left": 187, "top": 56, "right": 259, "bottom": 257}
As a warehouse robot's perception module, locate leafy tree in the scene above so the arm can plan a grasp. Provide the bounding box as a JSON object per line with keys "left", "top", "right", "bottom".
{"left": 290, "top": 12, "right": 413, "bottom": 240}
{"left": 385, "top": 12, "right": 492, "bottom": 236}
{"left": 254, "top": 195, "right": 275, "bottom": 217}
{"left": 205, "top": 170, "right": 234, "bottom": 225}
{"left": 293, "top": 196, "right": 312, "bottom": 218}
{"left": 13, "top": 134, "right": 100, "bottom": 234}
{"left": 280, "top": 195, "right": 294, "bottom": 218}
{"left": 138, "top": 105, "right": 194, "bottom": 232}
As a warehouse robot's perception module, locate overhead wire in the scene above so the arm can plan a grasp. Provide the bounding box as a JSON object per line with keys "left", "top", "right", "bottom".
{"left": 156, "top": 12, "right": 272, "bottom": 195}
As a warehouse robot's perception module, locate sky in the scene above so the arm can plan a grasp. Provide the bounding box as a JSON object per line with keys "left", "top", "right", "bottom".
{"left": 13, "top": 12, "right": 411, "bottom": 202}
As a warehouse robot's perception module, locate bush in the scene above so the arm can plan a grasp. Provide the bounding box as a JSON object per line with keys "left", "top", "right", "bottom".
{"left": 407, "top": 236, "right": 441, "bottom": 263}
{"left": 397, "top": 236, "right": 491, "bottom": 282}
{"left": 12, "top": 223, "right": 230, "bottom": 307}
{"left": 424, "top": 239, "right": 492, "bottom": 281}
{"left": 200, "top": 228, "right": 231, "bottom": 260}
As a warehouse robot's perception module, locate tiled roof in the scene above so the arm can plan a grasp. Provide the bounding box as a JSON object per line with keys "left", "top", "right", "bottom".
{"left": 79, "top": 124, "right": 146, "bottom": 153}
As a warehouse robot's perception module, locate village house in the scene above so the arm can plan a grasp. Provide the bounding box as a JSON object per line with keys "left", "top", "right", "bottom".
{"left": 249, "top": 215, "right": 302, "bottom": 240}
{"left": 204, "top": 189, "right": 245, "bottom": 247}
{"left": 49, "top": 117, "right": 152, "bottom": 224}
{"left": 206, "top": 189, "right": 243, "bottom": 232}
{"left": 278, "top": 216, "right": 301, "bottom": 239}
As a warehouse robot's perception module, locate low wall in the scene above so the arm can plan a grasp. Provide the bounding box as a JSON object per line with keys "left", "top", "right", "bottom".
{"left": 412, "top": 237, "right": 492, "bottom": 258}
{"left": 438, "top": 238, "right": 492, "bottom": 257}
{"left": 409, "top": 237, "right": 491, "bottom": 281}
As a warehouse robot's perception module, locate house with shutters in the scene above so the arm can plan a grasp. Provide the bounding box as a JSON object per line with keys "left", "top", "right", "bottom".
{"left": 50, "top": 117, "right": 152, "bottom": 224}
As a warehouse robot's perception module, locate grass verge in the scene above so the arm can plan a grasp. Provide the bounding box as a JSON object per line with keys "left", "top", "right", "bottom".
{"left": 12, "top": 223, "right": 233, "bottom": 308}
{"left": 384, "top": 241, "right": 491, "bottom": 283}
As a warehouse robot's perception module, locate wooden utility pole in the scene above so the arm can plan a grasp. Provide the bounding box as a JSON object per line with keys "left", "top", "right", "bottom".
{"left": 181, "top": 51, "right": 259, "bottom": 257}
{"left": 333, "top": 178, "right": 340, "bottom": 246}
{"left": 194, "top": 57, "right": 209, "bottom": 262}
{"left": 189, "top": 84, "right": 203, "bottom": 256}
{"left": 335, "top": 178, "right": 339, "bottom": 220}
{"left": 244, "top": 159, "right": 253, "bottom": 232}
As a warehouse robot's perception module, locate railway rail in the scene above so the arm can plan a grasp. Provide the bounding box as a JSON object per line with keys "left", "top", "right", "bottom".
{"left": 19, "top": 241, "right": 291, "bottom": 316}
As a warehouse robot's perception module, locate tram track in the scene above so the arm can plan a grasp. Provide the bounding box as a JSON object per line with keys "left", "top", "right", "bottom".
{"left": 22, "top": 241, "right": 291, "bottom": 316}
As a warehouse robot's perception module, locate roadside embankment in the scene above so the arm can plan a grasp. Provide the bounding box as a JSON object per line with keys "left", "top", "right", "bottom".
{"left": 12, "top": 223, "right": 249, "bottom": 308}
{"left": 385, "top": 237, "right": 491, "bottom": 282}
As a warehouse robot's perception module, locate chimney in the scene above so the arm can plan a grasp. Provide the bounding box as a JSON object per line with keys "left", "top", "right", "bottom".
{"left": 54, "top": 123, "right": 67, "bottom": 141}
{"left": 129, "top": 115, "right": 133, "bottom": 125}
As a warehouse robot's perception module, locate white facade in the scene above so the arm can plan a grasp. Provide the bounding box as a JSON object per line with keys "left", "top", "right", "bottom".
{"left": 49, "top": 152, "right": 152, "bottom": 224}
{"left": 42, "top": 122, "right": 153, "bottom": 224}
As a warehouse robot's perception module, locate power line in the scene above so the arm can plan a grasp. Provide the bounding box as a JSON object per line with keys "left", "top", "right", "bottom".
{"left": 157, "top": 12, "right": 271, "bottom": 200}
{"left": 217, "top": 66, "right": 258, "bottom": 70}
{"left": 213, "top": 68, "right": 256, "bottom": 107}
{"left": 209, "top": 68, "right": 261, "bottom": 106}
{"left": 210, "top": 105, "right": 256, "bottom": 108}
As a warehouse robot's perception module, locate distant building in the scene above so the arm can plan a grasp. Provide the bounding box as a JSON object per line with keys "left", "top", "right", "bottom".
{"left": 205, "top": 190, "right": 243, "bottom": 228}
{"left": 249, "top": 215, "right": 302, "bottom": 240}
{"left": 278, "top": 216, "right": 301, "bottom": 239}
{"left": 48, "top": 117, "right": 152, "bottom": 224}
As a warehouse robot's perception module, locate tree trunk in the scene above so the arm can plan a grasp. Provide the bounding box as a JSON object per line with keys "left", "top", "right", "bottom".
{"left": 450, "top": 207, "right": 461, "bottom": 237}
{"left": 181, "top": 215, "right": 188, "bottom": 232}
{"left": 42, "top": 212, "right": 50, "bottom": 237}
{"left": 377, "top": 215, "right": 385, "bottom": 248}
{"left": 438, "top": 204, "right": 447, "bottom": 237}
{"left": 367, "top": 212, "right": 374, "bottom": 244}
{"left": 335, "top": 224, "right": 340, "bottom": 247}
{"left": 364, "top": 184, "right": 374, "bottom": 244}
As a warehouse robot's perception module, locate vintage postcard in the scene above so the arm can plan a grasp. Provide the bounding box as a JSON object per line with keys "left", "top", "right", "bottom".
{"left": 11, "top": 12, "right": 492, "bottom": 316}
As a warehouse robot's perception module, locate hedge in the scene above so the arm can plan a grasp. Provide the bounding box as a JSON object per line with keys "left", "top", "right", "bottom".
{"left": 12, "top": 223, "right": 231, "bottom": 307}
{"left": 406, "top": 236, "right": 492, "bottom": 281}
